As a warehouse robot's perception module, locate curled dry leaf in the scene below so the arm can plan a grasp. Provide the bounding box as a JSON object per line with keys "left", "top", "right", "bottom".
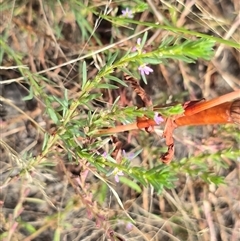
{"left": 161, "top": 144, "right": 175, "bottom": 164}
{"left": 111, "top": 136, "right": 123, "bottom": 163}
{"left": 161, "top": 118, "right": 177, "bottom": 163}
{"left": 123, "top": 73, "right": 157, "bottom": 134}
{"left": 123, "top": 73, "right": 152, "bottom": 108}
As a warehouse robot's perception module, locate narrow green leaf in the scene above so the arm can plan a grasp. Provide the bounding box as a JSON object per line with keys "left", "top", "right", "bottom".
{"left": 22, "top": 86, "right": 34, "bottom": 101}
{"left": 120, "top": 68, "right": 134, "bottom": 77}
{"left": 53, "top": 228, "right": 61, "bottom": 241}
{"left": 140, "top": 31, "right": 148, "bottom": 48}
{"left": 120, "top": 176, "right": 142, "bottom": 193}
{"left": 47, "top": 108, "right": 59, "bottom": 124}
{"left": 51, "top": 96, "right": 66, "bottom": 108}
{"left": 42, "top": 133, "right": 49, "bottom": 151}
{"left": 141, "top": 57, "right": 163, "bottom": 64}
{"left": 107, "top": 51, "right": 118, "bottom": 66}
{"left": 20, "top": 221, "right": 36, "bottom": 234}
{"left": 64, "top": 88, "right": 68, "bottom": 103}
{"left": 62, "top": 89, "right": 69, "bottom": 117}
{"left": 107, "top": 75, "right": 128, "bottom": 87}
{"left": 141, "top": 74, "right": 147, "bottom": 85}
{"left": 98, "top": 83, "right": 119, "bottom": 89}
{"left": 111, "top": 96, "right": 120, "bottom": 111}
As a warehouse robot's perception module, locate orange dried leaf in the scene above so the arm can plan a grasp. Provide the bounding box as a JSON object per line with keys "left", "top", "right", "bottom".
{"left": 161, "top": 144, "right": 175, "bottom": 164}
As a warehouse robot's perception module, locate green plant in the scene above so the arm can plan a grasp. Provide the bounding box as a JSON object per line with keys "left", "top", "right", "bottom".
{"left": 1, "top": 1, "right": 239, "bottom": 240}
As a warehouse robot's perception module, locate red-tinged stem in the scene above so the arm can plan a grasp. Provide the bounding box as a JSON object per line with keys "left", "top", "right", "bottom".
{"left": 96, "top": 119, "right": 158, "bottom": 135}
{"left": 95, "top": 91, "right": 240, "bottom": 136}
{"left": 184, "top": 90, "right": 240, "bottom": 116}
{"left": 96, "top": 122, "right": 139, "bottom": 135}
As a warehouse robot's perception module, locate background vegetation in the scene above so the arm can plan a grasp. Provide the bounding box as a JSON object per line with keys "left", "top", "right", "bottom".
{"left": 0, "top": 0, "right": 239, "bottom": 240}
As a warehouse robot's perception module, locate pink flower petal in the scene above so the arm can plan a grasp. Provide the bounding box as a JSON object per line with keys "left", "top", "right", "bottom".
{"left": 154, "top": 112, "right": 164, "bottom": 125}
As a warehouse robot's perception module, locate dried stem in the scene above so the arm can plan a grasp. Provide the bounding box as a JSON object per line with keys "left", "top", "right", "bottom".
{"left": 184, "top": 90, "right": 240, "bottom": 116}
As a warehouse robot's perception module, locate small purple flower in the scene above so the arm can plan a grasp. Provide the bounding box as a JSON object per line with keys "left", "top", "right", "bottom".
{"left": 102, "top": 151, "right": 107, "bottom": 158}
{"left": 121, "top": 8, "right": 134, "bottom": 18}
{"left": 132, "top": 46, "right": 137, "bottom": 52}
{"left": 154, "top": 112, "right": 164, "bottom": 125}
{"left": 138, "top": 64, "right": 153, "bottom": 76}
{"left": 126, "top": 222, "right": 133, "bottom": 231}
{"left": 113, "top": 168, "right": 124, "bottom": 183}
{"left": 132, "top": 38, "right": 142, "bottom": 52}
{"left": 122, "top": 149, "right": 134, "bottom": 160}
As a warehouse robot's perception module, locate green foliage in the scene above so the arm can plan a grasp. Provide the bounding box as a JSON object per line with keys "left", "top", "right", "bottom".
{"left": 129, "top": 164, "right": 178, "bottom": 194}
{"left": 140, "top": 38, "right": 215, "bottom": 65}
{"left": 170, "top": 148, "right": 240, "bottom": 185}
{"left": 1, "top": 0, "right": 239, "bottom": 239}
{"left": 2, "top": 0, "right": 237, "bottom": 194}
